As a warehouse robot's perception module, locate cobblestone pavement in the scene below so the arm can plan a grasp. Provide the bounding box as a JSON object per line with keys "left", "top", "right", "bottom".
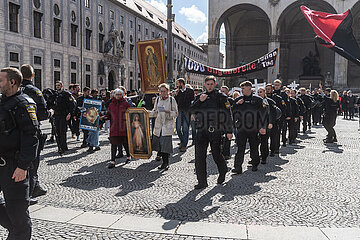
{"left": 1, "top": 117, "right": 359, "bottom": 239}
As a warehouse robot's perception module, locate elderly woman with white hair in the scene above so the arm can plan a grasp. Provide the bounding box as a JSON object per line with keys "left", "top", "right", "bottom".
{"left": 149, "top": 83, "right": 178, "bottom": 170}
{"left": 102, "top": 88, "right": 131, "bottom": 168}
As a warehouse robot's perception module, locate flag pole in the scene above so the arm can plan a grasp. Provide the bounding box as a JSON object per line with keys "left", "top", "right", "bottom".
{"left": 270, "top": 48, "right": 279, "bottom": 83}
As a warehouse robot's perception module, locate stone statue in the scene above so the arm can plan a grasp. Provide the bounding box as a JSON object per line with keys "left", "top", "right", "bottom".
{"left": 301, "top": 50, "right": 321, "bottom": 76}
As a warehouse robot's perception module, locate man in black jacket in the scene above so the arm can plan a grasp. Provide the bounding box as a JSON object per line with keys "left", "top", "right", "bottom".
{"left": 0, "top": 67, "right": 39, "bottom": 240}
{"left": 174, "top": 78, "right": 194, "bottom": 152}
{"left": 20, "top": 64, "right": 51, "bottom": 202}
{"left": 190, "top": 76, "right": 233, "bottom": 189}
{"left": 312, "top": 88, "right": 323, "bottom": 125}
{"left": 299, "top": 88, "right": 313, "bottom": 133}
{"left": 232, "top": 81, "right": 268, "bottom": 173}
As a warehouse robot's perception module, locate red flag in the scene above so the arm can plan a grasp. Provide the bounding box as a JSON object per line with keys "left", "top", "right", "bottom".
{"left": 301, "top": 5, "right": 360, "bottom": 66}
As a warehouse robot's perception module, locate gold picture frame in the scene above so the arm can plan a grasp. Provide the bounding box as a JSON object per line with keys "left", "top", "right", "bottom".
{"left": 125, "top": 107, "right": 152, "bottom": 159}
{"left": 137, "top": 39, "right": 167, "bottom": 94}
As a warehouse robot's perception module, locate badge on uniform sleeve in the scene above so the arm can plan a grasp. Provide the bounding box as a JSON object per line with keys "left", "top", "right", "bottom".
{"left": 26, "top": 104, "right": 37, "bottom": 121}
{"left": 282, "top": 100, "right": 285, "bottom": 105}
{"left": 36, "top": 90, "right": 43, "bottom": 97}
{"left": 225, "top": 102, "right": 231, "bottom": 109}
{"left": 262, "top": 102, "right": 267, "bottom": 108}
{"left": 69, "top": 97, "right": 73, "bottom": 101}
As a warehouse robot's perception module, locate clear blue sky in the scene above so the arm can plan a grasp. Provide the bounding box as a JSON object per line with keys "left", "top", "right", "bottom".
{"left": 145, "top": 0, "right": 209, "bottom": 44}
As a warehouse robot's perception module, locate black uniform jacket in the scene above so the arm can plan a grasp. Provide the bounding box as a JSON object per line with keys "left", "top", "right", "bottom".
{"left": 232, "top": 94, "right": 269, "bottom": 132}
{"left": 190, "top": 90, "right": 233, "bottom": 134}
{"left": 0, "top": 92, "right": 39, "bottom": 170}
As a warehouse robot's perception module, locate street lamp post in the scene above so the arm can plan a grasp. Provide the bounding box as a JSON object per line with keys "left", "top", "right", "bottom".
{"left": 167, "top": 0, "right": 174, "bottom": 89}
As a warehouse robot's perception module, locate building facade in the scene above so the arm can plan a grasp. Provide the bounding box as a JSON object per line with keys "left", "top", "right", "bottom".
{"left": 208, "top": 0, "right": 360, "bottom": 90}
{"left": 0, "top": 0, "right": 207, "bottom": 91}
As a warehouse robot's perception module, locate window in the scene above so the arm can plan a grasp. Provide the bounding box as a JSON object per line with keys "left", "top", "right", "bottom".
{"left": 85, "top": 0, "right": 90, "bottom": 8}
{"left": 71, "top": 72, "right": 76, "bottom": 84}
{"left": 98, "top": 4, "right": 103, "bottom": 14}
{"left": 9, "top": 52, "right": 19, "bottom": 62}
{"left": 130, "top": 20, "right": 133, "bottom": 28}
{"left": 86, "top": 64, "right": 91, "bottom": 71}
{"left": 135, "top": 3, "right": 142, "bottom": 12}
{"left": 85, "top": 74, "right": 90, "bottom": 87}
{"left": 54, "top": 71, "right": 60, "bottom": 85}
{"left": 34, "top": 69, "right": 42, "bottom": 89}
{"left": 70, "top": 24, "right": 77, "bottom": 47}
{"left": 98, "top": 33, "right": 104, "bottom": 53}
{"left": 33, "top": 11, "right": 42, "bottom": 38}
{"left": 109, "top": 10, "right": 114, "bottom": 20}
{"left": 71, "top": 11, "right": 76, "bottom": 22}
{"left": 130, "top": 72, "right": 133, "bottom": 77}
{"left": 54, "top": 18, "right": 61, "bottom": 43}
{"left": 9, "top": 3, "right": 20, "bottom": 33}
{"left": 34, "top": 0, "right": 41, "bottom": 9}
{"left": 120, "top": 16, "right": 124, "bottom": 24}
{"left": 54, "top": 59, "right": 60, "bottom": 68}
{"left": 152, "top": 31, "right": 154, "bottom": 38}
{"left": 53, "top": 4, "right": 60, "bottom": 16}
{"left": 130, "top": 45, "right": 134, "bottom": 60}
{"left": 147, "top": 11, "right": 153, "bottom": 18}
{"left": 85, "top": 29, "right": 92, "bottom": 50}
{"left": 71, "top": 61, "right": 77, "bottom": 70}
{"left": 145, "top": 28, "right": 148, "bottom": 35}
{"left": 138, "top": 24, "right": 141, "bottom": 31}
{"left": 34, "top": 56, "right": 41, "bottom": 65}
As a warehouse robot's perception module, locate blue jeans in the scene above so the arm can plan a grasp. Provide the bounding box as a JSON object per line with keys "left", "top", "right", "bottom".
{"left": 176, "top": 111, "right": 190, "bottom": 147}
{"left": 87, "top": 130, "right": 100, "bottom": 147}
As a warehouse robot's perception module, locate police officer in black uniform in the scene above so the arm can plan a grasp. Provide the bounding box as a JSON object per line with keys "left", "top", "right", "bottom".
{"left": 0, "top": 67, "right": 39, "bottom": 240}
{"left": 312, "top": 88, "right": 323, "bottom": 125}
{"left": 291, "top": 89, "right": 305, "bottom": 139}
{"left": 265, "top": 83, "right": 286, "bottom": 156}
{"left": 258, "top": 87, "right": 277, "bottom": 164}
{"left": 285, "top": 88, "right": 300, "bottom": 144}
{"left": 190, "top": 76, "right": 233, "bottom": 189}
{"left": 20, "top": 64, "right": 51, "bottom": 202}
{"left": 323, "top": 88, "right": 340, "bottom": 143}
{"left": 232, "top": 81, "right": 268, "bottom": 173}
{"left": 299, "top": 88, "right": 313, "bottom": 133}
{"left": 272, "top": 80, "right": 291, "bottom": 147}
{"left": 52, "top": 81, "right": 75, "bottom": 154}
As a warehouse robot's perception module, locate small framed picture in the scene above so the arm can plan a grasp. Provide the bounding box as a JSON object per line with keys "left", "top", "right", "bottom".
{"left": 125, "top": 107, "right": 152, "bottom": 159}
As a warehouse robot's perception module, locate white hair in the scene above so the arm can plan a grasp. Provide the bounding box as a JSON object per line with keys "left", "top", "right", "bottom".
{"left": 113, "top": 88, "right": 124, "bottom": 97}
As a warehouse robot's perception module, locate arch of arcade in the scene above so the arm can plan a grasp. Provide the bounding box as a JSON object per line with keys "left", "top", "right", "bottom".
{"left": 209, "top": 0, "right": 360, "bottom": 90}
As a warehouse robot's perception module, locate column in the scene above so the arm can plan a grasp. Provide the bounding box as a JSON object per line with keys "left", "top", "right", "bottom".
{"left": 267, "top": 35, "right": 280, "bottom": 83}
{"left": 333, "top": 54, "right": 348, "bottom": 89}
{"left": 207, "top": 37, "right": 220, "bottom": 67}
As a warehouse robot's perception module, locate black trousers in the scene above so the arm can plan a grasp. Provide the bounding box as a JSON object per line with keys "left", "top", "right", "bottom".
{"left": 0, "top": 161, "right": 31, "bottom": 240}
{"left": 260, "top": 132, "right": 270, "bottom": 161}
{"left": 288, "top": 119, "right": 297, "bottom": 142}
{"left": 82, "top": 130, "right": 89, "bottom": 146}
{"left": 70, "top": 117, "right": 80, "bottom": 136}
{"left": 234, "top": 130, "right": 260, "bottom": 169}
{"left": 222, "top": 137, "right": 231, "bottom": 157}
{"left": 55, "top": 115, "right": 68, "bottom": 151}
{"left": 195, "top": 130, "right": 227, "bottom": 185}
{"left": 270, "top": 121, "right": 280, "bottom": 152}
{"left": 312, "top": 107, "right": 322, "bottom": 124}
{"left": 29, "top": 152, "right": 40, "bottom": 196}
{"left": 111, "top": 143, "right": 130, "bottom": 161}
{"left": 303, "top": 111, "right": 311, "bottom": 131}
{"left": 323, "top": 115, "right": 337, "bottom": 140}
{"left": 280, "top": 119, "right": 288, "bottom": 144}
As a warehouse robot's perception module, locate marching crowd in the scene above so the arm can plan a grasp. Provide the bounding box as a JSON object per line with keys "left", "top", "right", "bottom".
{"left": 0, "top": 64, "right": 360, "bottom": 239}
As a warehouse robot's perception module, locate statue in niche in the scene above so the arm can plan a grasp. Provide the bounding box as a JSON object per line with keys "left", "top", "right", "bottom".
{"left": 301, "top": 50, "right": 321, "bottom": 76}
{"left": 104, "top": 23, "right": 123, "bottom": 58}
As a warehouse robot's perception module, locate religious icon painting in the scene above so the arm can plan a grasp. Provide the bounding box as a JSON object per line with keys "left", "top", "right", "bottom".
{"left": 137, "top": 39, "right": 167, "bottom": 93}
{"left": 79, "top": 99, "right": 102, "bottom": 131}
{"left": 125, "top": 107, "right": 152, "bottom": 159}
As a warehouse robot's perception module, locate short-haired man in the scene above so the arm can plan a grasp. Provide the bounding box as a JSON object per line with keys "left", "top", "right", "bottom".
{"left": 299, "top": 87, "right": 313, "bottom": 133}
{"left": 190, "top": 76, "right": 233, "bottom": 189}
{"left": 174, "top": 78, "right": 194, "bottom": 152}
{"left": 52, "top": 81, "right": 76, "bottom": 154}
{"left": 232, "top": 81, "right": 268, "bottom": 173}
{"left": 0, "top": 67, "right": 39, "bottom": 239}
{"left": 272, "top": 79, "right": 291, "bottom": 146}
{"left": 20, "top": 64, "right": 51, "bottom": 202}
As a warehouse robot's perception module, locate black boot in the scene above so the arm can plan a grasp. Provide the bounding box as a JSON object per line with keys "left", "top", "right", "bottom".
{"left": 87, "top": 146, "right": 94, "bottom": 153}
{"left": 158, "top": 152, "right": 169, "bottom": 170}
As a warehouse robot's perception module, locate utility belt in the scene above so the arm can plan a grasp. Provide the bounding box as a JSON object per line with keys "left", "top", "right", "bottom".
{"left": 0, "top": 151, "right": 18, "bottom": 167}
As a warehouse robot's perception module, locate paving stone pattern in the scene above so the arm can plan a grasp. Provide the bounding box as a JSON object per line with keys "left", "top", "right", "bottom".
{"left": 0, "top": 117, "right": 359, "bottom": 239}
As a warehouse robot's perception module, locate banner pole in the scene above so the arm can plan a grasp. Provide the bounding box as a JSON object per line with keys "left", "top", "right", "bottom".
{"left": 270, "top": 48, "right": 279, "bottom": 83}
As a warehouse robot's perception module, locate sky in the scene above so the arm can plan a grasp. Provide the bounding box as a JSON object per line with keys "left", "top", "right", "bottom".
{"left": 145, "top": 0, "right": 225, "bottom": 53}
